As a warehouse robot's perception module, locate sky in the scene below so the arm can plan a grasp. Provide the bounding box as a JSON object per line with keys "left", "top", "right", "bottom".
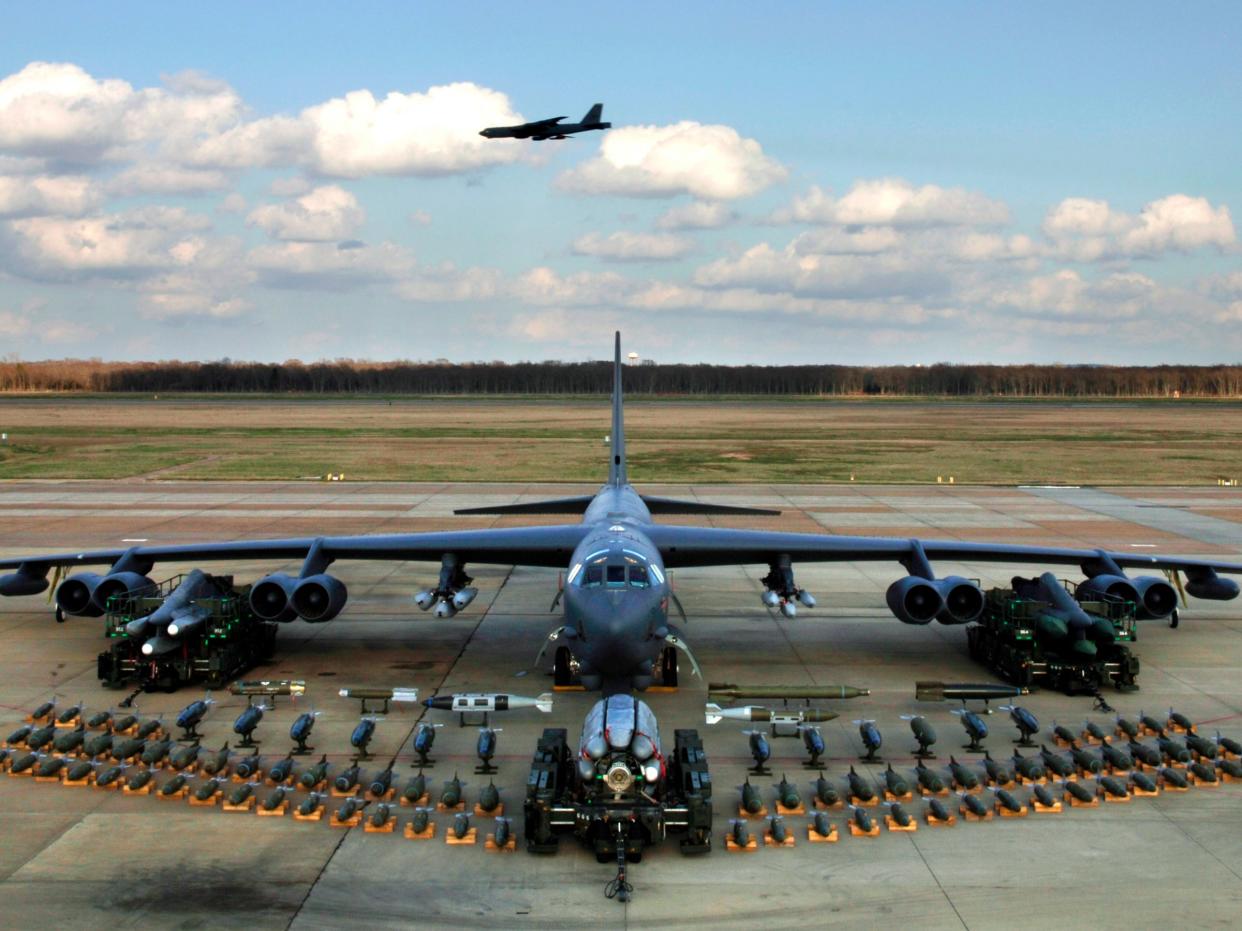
{"left": 1, "top": 2, "right": 1240, "bottom": 365}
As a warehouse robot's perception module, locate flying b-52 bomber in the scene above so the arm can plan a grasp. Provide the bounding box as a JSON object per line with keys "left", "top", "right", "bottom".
{"left": 1, "top": 333, "right": 1240, "bottom": 693}
{"left": 479, "top": 103, "right": 610, "bottom": 140}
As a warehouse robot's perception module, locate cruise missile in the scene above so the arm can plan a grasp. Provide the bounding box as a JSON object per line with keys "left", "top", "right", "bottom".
{"left": 916, "top": 681, "right": 1031, "bottom": 703}
{"left": 422, "top": 692, "right": 553, "bottom": 714}
{"left": 124, "top": 569, "right": 216, "bottom": 638}
{"left": 704, "top": 704, "right": 838, "bottom": 726}
{"left": 338, "top": 687, "right": 420, "bottom": 703}
{"left": 707, "top": 683, "right": 869, "bottom": 701}
{"left": 229, "top": 680, "right": 307, "bottom": 698}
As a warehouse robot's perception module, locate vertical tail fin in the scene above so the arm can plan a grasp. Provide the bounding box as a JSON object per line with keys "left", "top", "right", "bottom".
{"left": 610, "top": 331, "right": 627, "bottom": 486}
{"left": 582, "top": 103, "right": 604, "bottom": 125}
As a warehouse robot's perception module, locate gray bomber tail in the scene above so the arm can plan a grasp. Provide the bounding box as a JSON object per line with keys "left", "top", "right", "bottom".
{"left": 582, "top": 103, "right": 604, "bottom": 125}
{"left": 610, "top": 331, "right": 627, "bottom": 486}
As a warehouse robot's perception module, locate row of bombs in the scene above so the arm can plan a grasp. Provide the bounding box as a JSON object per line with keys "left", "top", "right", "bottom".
{"left": 4, "top": 698, "right": 488, "bottom": 773}
{"left": 725, "top": 757, "right": 1240, "bottom": 850}
{"left": 0, "top": 745, "right": 516, "bottom": 847}
{"left": 740, "top": 705, "right": 1242, "bottom": 772}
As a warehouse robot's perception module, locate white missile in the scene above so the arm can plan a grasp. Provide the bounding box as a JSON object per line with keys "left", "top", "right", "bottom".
{"left": 337, "top": 687, "right": 420, "bottom": 704}
{"left": 705, "top": 703, "right": 838, "bottom": 726}
{"left": 423, "top": 692, "right": 553, "bottom": 714}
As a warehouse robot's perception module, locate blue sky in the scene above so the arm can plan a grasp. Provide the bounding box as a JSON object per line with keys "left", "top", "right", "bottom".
{"left": 1, "top": 2, "right": 1240, "bottom": 364}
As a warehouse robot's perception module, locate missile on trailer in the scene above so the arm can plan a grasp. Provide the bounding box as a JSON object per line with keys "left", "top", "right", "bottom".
{"left": 704, "top": 704, "right": 839, "bottom": 726}
{"left": 707, "top": 683, "right": 869, "bottom": 701}
{"left": 915, "top": 681, "right": 1031, "bottom": 703}
{"left": 228, "top": 680, "right": 307, "bottom": 698}
{"left": 422, "top": 692, "right": 553, "bottom": 714}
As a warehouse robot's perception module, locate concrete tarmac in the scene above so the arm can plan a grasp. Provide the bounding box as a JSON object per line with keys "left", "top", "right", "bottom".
{"left": 1, "top": 481, "right": 1240, "bottom": 930}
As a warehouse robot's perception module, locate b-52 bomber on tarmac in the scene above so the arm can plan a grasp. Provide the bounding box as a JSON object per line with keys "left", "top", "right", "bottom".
{"left": 1, "top": 334, "right": 1240, "bottom": 694}
{"left": 479, "top": 103, "right": 610, "bottom": 141}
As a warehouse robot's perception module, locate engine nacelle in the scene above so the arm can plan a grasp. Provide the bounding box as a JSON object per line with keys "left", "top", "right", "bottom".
{"left": 1184, "top": 567, "right": 1240, "bottom": 601}
{"left": 93, "top": 572, "right": 155, "bottom": 612}
{"left": 886, "top": 576, "right": 944, "bottom": 625}
{"left": 935, "top": 576, "right": 984, "bottom": 624}
{"left": 1130, "top": 575, "right": 1178, "bottom": 620}
{"left": 290, "top": 574, "right": 348, "bottom": 623}
{"left": 249, "top": 573, "right": 299, "bottom": 621}
{"left": 55, "top": 573, "right": 105, "bottom": 617}
{"left": 1076, "top": 573, "right": 1138, "bottom": 605}
{"left": 1077, "top": 573, "right": 1176, "bottom": 619}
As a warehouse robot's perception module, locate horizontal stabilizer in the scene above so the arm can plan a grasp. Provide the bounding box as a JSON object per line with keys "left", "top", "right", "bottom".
{"left": 454, "top": 495, "right": 596, "bottom": 516}
{"left": 640, "top": 495, "right": 780, "bottom": 516}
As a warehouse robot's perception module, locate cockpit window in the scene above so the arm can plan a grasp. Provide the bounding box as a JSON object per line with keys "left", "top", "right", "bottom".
{"left": 583, "top": 565, "right": 604, "bottom": 588}
{"left": 606, "top": 565, "right": 626, "bottom": 587}
{"left": 629, "top": 565, "right": 649, "bottom": 588}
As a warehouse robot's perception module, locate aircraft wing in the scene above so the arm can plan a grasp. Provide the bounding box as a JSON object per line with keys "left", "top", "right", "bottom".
{"left": 642, "top": 525, "right": 1242, "bottom": 575}
{"left": 0, "top": 524, "right": 593, "bottom": 573}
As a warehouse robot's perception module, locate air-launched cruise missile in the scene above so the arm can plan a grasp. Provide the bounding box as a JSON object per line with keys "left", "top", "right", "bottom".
{"left": 124, "top": 570, "right": 216, "bottom": 639}
{"left": 952, "top": 708, "right": 988, "bottom": 751}
{"left": 423, "top": 692, "right": 554, "bottom": 713}
{"left": 1012, "top": 572, "right": 1121, "bottom": 657}
{"left": 1001, "top": 706, "right": 1040, "bottom": 746}
{"left": 915, "top": 681, "right": 1029, "bottom": 703}
{"left": 708, "top": 683, "right": 869, "bottom": 701}
{"left": 704, "top": 704, "right": 838, "bottom": 726}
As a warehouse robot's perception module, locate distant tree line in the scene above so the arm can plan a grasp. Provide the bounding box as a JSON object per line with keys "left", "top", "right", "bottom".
{"left": 2, "top": 358, "right": 1242, "bottom": 397}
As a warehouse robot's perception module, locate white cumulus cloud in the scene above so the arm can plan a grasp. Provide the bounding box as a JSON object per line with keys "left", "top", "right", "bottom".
{"left": 0, "top": 174, "right": 99, "bottom": 217}
{"left": 655, "top": 200, "right": 737, "bottom": 230}
{"left": 557, "top": 122, "right": 786, "bottom": 200}
{"left": 1043, "top": 194, "right": 1235, "bottom": 259}
{"left": 571, "top": 230, "right": 694, "bottom": 262}
{"left": 247, "top": 185, "right": 365, "bottom": 242}
{"left": 770, "top": 180, "right": 1009, "bottom": 227}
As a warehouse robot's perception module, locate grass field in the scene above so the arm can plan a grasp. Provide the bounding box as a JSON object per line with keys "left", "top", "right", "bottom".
{"left": 1, "top": 395, "right": 1240, "bottom": 484}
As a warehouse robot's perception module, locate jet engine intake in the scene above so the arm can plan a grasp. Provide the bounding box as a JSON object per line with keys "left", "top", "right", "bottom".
{"left": 1129, "top": 575, "right": 1178, "bottom": 620}
{"left": 249, "top": 573, "right": 299, "bottom": 621}
{"left": 55, "top": 573, "right": 105, "bottom": 617}
{"left": 934, "top": 576, "right": 984, "bottom": 624}
{"left": 290, "top": 574, "right": 348, "bottom": 623}
{"left": 92, "top": 571, "right": 155, "bottom": 612}
{"left": 1075, "top": 573, "right": 1138, "bottom": 606}
{"left": 886, "top": 576, "right": 944, "bottom": 625}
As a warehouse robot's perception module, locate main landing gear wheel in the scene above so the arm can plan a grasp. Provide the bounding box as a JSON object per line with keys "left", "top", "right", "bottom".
{"left": 554, "top": 646, "right": 573, "bottom": 688}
